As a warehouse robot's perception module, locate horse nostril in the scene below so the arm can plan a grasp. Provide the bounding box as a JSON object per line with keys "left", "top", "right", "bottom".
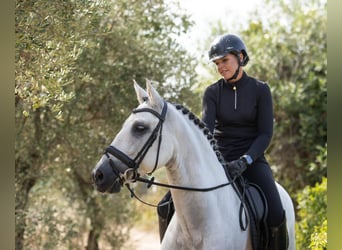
{"left": 95, "top": 169, "right": 104, "bottom": 181}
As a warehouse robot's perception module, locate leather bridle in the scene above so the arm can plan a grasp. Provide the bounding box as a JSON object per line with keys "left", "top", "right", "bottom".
{"left": 103, "top": 100, "right": 236, "bottom": 191}
{"left": 104, "top": 101, "right": 168, "bottom": 183}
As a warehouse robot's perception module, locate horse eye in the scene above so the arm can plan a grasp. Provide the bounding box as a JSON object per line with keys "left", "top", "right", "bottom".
{"left": 134, "top": 123, "right": 146, "bottom": 133}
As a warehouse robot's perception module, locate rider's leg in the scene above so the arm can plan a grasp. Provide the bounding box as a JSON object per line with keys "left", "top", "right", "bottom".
{"left": 243, "top": 158, "right": 288, "bottom": 249}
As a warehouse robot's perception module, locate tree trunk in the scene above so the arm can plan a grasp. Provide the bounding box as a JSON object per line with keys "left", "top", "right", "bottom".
{"left": 86, "top": 229, "right": 100, "bottom": 250}
{"left": 15, "top": 111, "right": 44, "bottom": 250}
{"left": 73, "top": 170, "right": 105, "bottom": 250}
{"left": 15, "top": 159, "right": 37, "bottom": 250}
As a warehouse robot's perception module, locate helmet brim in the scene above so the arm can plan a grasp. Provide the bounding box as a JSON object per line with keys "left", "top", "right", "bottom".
{"left": 209, "top": 53, "right": 227, "bottom": 62}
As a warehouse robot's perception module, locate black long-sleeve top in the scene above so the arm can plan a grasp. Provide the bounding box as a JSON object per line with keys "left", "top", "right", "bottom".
{"left": 202, "top": 71, "right": 273, "bottom": 162}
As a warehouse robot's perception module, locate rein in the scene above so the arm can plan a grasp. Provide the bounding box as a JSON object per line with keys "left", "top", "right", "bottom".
{"left": 136, "top": 175, "right": 236, "bottom": 192}
{"left": 123, "top": 175, "right": 238, "bottom": 208}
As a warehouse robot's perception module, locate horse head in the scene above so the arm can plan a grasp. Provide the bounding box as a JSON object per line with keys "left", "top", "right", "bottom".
{"left": 92, "top": 80, "right": 174, "bottom": 193}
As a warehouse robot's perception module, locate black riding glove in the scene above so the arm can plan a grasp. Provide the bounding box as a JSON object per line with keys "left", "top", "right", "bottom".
{"left": 227, "top": 155, "right": 252, "bottom": 178}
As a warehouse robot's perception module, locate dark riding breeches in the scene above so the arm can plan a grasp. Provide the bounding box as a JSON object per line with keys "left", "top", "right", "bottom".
{"left": 242, "top": 158, "right": 284, "bottom": 227}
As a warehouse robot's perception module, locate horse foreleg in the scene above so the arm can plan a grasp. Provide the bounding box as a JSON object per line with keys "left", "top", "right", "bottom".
{"left": 161, "top": 214, "right": 185, "bottom": 250}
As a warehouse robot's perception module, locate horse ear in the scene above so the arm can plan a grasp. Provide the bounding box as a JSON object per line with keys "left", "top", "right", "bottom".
{"left": 133, "top": 80, "right": 148, "bottom": 104}
{"left": 146, "top": 79, "right": 163, "bottom": 109}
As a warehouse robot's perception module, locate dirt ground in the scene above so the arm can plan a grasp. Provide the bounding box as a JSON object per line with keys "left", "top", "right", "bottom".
{"left": 123, "top": 227, "right": 160, "bottom": 250}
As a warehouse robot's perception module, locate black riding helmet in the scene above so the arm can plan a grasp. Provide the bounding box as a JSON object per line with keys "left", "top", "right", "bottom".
{"left": 208, "top": 34, "right": 249, "bottom": 66}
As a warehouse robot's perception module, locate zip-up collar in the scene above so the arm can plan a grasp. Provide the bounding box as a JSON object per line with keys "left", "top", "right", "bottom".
{"left": 224, "top": 71, "right": 248, "bottom": 110}
{"left": 225, "top": 71, "right": 248, "bottom": 89}
{"left": 232, "top": 85, "right": 237, "bottom": 110}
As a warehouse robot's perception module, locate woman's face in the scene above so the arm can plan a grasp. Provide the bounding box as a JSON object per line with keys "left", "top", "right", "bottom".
{"left": 213, "top": 53, "right": 240, "bottom": 81}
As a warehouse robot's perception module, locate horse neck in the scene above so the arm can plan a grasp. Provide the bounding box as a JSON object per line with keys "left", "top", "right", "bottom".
{"left": 165, "top": 107, "right": 227, "bottom": 186}
{"left": 164, "top": 107, "right": 237, "bottom": 225}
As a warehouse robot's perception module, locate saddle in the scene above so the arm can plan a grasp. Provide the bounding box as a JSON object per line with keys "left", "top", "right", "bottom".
{"left": 233, "top": 176, "right": 269, "bottom": 250}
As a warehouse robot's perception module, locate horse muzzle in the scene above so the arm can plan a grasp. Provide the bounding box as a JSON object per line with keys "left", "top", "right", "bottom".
{"left": 92, "top": 159, "right": 122, "bottom": 193}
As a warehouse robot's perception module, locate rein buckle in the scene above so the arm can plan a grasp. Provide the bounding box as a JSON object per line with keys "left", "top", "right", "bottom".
{"left": 120, "top": 168, "right": 139, "bottom": 184}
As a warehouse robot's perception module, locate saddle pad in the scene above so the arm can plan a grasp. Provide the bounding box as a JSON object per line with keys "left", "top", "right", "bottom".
{"left": 243, "top": 181, "right": 269, "bottom": 250}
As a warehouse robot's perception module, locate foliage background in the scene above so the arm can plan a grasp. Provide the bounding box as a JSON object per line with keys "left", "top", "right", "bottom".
{"left": 15, "top": 0, "right": 327, "bottom": 249}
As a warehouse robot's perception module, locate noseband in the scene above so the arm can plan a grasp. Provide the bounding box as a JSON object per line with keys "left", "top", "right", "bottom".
{"left": 104, "top": 101, "right": 168, "bottom": 181}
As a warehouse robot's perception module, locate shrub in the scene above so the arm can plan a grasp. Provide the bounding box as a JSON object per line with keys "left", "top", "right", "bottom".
{"left": 296, "top": 177, "right": 327, "bottom": 249}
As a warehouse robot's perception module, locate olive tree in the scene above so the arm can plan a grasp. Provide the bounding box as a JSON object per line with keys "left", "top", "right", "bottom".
{"left": 15, "top": 0, "right": 196, "bottom": 249}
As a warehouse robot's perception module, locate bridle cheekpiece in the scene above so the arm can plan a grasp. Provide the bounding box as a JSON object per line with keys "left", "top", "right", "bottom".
{"left": 104, "top": 101, "right": 168, "bottom": 184}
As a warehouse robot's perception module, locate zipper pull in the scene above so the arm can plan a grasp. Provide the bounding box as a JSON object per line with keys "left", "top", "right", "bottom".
{"left": 233, "top": 86, "right": 237, "bottom": 110}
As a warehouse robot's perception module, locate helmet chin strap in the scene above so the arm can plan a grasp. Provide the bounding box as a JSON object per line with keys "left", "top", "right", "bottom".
{"left": 226, "top": 65, "right": 240, "bottom": 82}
